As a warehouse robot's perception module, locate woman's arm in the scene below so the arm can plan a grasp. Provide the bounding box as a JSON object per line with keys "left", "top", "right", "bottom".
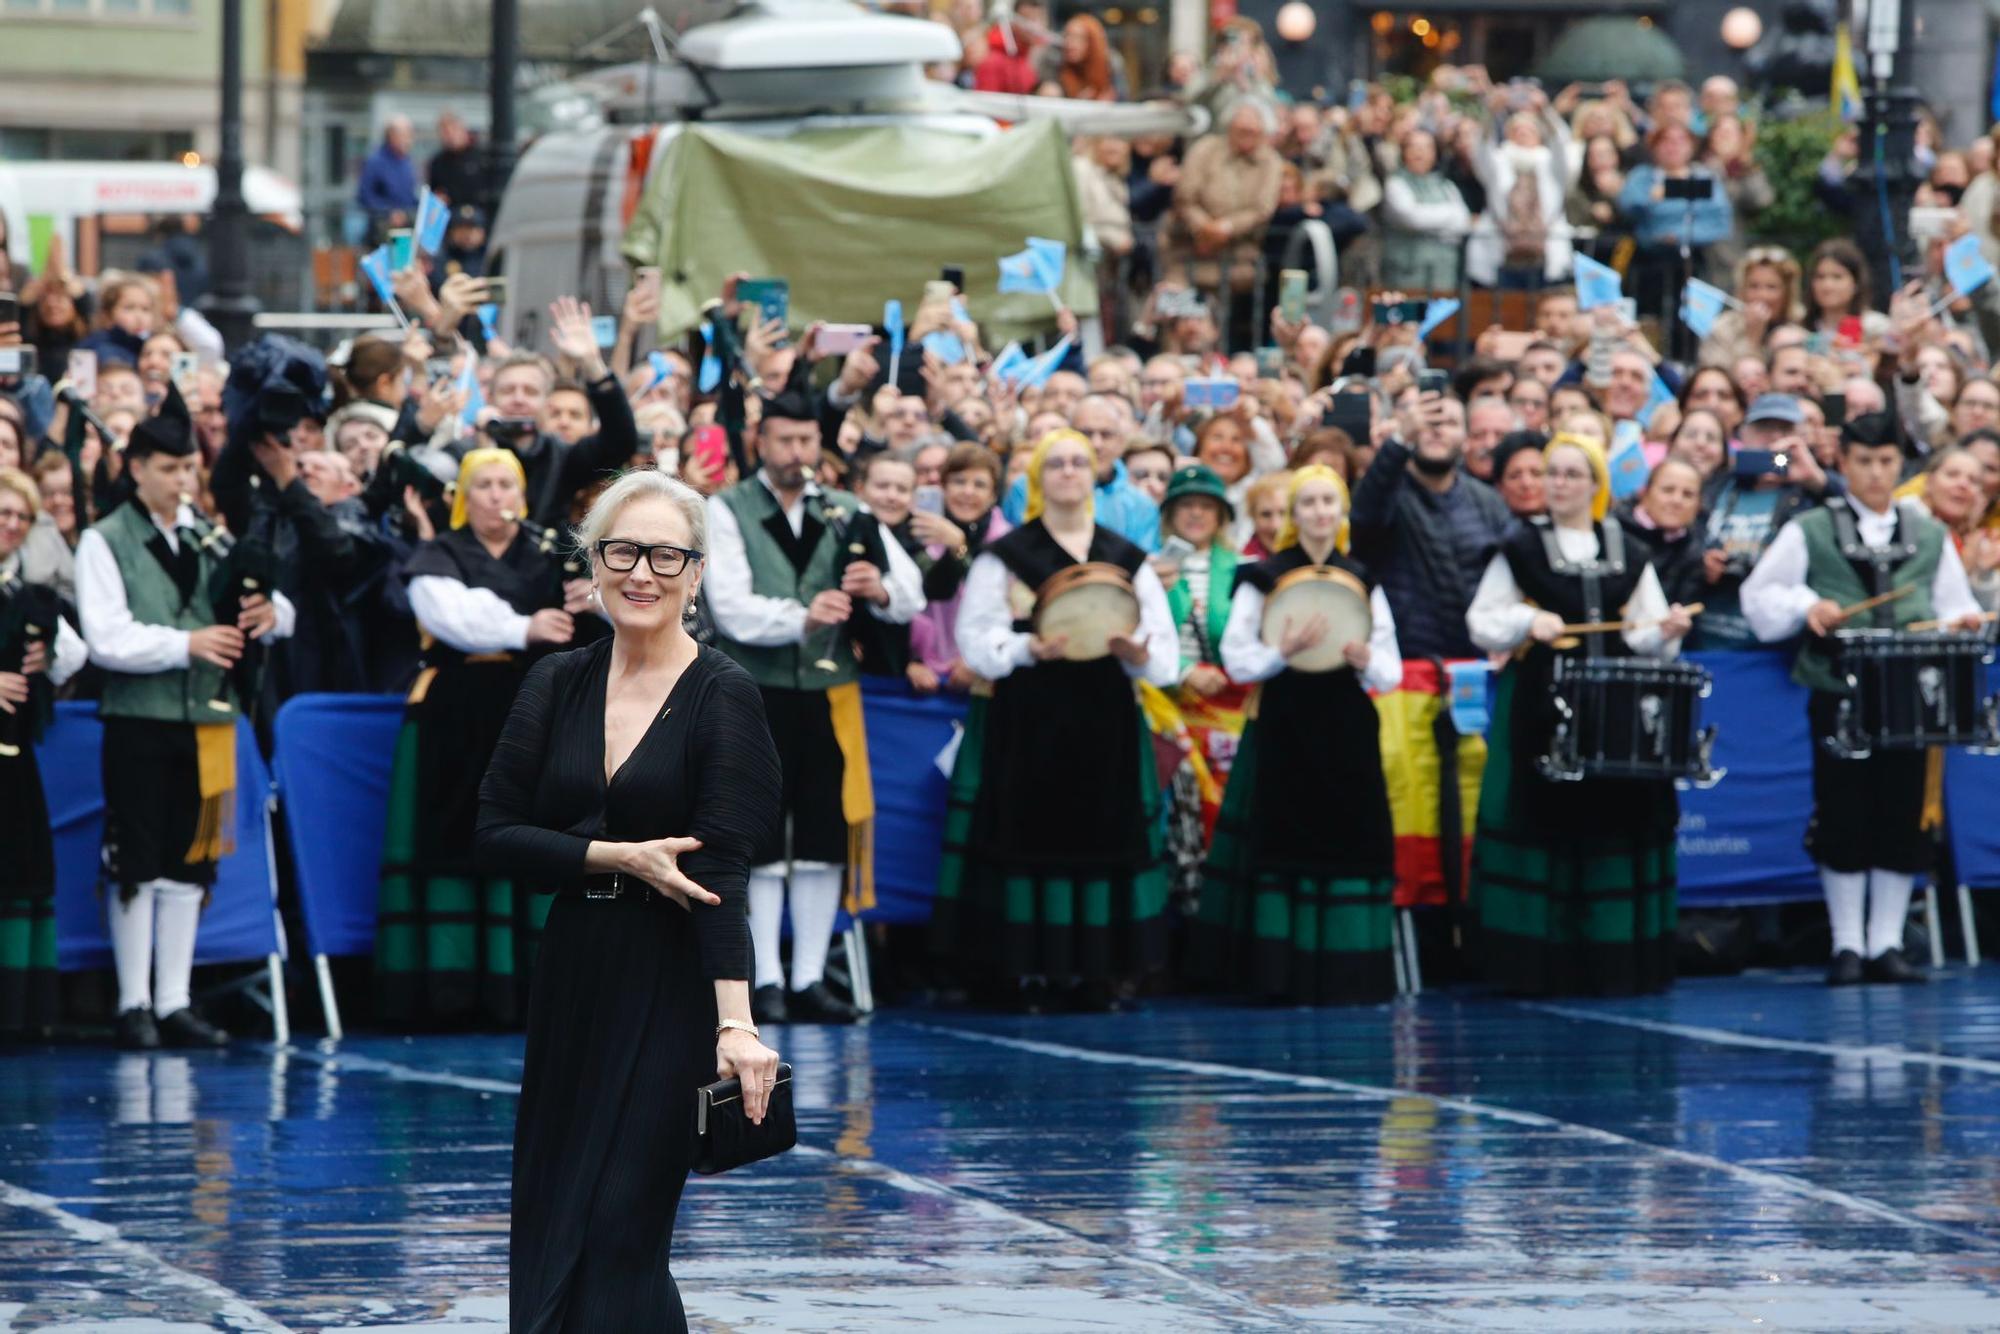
{"left": 475, "top": 658, "right": 594, "bottom": 880}
{"left": 680, "top": 668, "right": 784, "bottom": 981}
{"left": 1219, "top": 582, "right": 1285, "bottom": 682}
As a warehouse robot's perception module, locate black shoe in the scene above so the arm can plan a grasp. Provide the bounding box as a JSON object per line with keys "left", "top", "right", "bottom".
{"left": 1864, "top": 948, "right": 1929, "bottom": 984}
{"left": 788, "top": 981, "right": 861, "bottom": 1024}
{"left": 751, "top": 984, "right": 791, "bottom": 1026}
{"left": 157, "top": 1007, "right": 230, "bottom": 1048}
{"left": 114, "top": 1007, "right": 160, "bottom": 1050}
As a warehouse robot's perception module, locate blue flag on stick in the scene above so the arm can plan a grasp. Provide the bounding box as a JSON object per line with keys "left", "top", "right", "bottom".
{"left": 1013, "top": 335, "right": 1074, "bottom": 389}
{"left": 1679, "top": 278, "right": 1732, "bottom": 339}
{"left": 883, "top": 299, "right": 906, "bottom": 379}
{"left": 415, "top": 188, "right": 451, "bottom": 255}
{"left": 1417, "top": 298, "right": 1461, "bottom": 341}
{"left": 358, "top": 245, "right": 397, "bottom": 307}
{"left": 988, "top": 341, "right": 1028, "bottom": 383}
{"left": 998, "top": 237, "right": 1067, "bottom": 295}
{"left": 1946, "top": 233, "right": 1996, "bottom": 296}
{"left": 1607, "top": 420, "right": 1651, "bottom": 500}
{"left": 698, "top": 321, "right": 722, "bottom": 393}
{"left": 1574, "top": 253, "right": 1625, "bottom": 311}
{"left": 920, "top": 331, "right": 966, "bottom": 365}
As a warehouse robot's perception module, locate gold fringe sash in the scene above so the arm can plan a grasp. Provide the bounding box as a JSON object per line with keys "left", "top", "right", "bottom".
{"left": 1922, "top": 745, "right": 1945, "bottom": 832}
{"left": 184, "top": 722, "right": 238, "bottom": 864}
{"left": 828, "top": 681, "right": 876, "bottom": 914}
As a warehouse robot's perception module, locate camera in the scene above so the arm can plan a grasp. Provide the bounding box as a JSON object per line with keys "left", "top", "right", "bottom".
{"left": 484, "top": 416, "right": 538, "bottom": 445}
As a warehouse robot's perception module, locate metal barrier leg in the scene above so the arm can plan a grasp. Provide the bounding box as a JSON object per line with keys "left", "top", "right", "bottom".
{"left": 844, "top": 921, "right": 875, "bottom": 1015}
{"left": 268, "top": 953, "right": 291, "bottom": 1046}
{"left": 1960, "top": 885, "right": 1983, "bottom": 966}
{"left": 1925, "top": 886, "right": 1945, "bottom": 969}
{"left": 314, "top": 954, "right": 344, "bottom": 1041}
{"left": 1392, "top": 922, "right": 1410, "bottom": 997}
{"left": 1400, "top": 909, "right": 1423, "bottom": 996}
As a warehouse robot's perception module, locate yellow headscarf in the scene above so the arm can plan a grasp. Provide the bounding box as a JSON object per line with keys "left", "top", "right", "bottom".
{"left": 1542, "top": 432, "right": 1612, "bottom": 524}
{"left": 448, "top": 447, "right": 529, "bottom": 531}
{"left": 1023, "top": 428, "right": 1096, "bottom": 523}
{"left": 1273, "top": 463, "right": 1351, "bottom": 555}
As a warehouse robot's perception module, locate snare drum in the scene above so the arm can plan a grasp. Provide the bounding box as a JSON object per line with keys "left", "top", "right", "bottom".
{"left": 1034, "top": 563, "right": 1141, "bottom": 662}
{"left": 1537, "top": 657, "right": 1724, "bottom": 787}
{"left": 1260, "top": 566, "right": 1372, "bottom": 673}
{"left": 1828, "top": 629, "right": 2000, "bottom": 757}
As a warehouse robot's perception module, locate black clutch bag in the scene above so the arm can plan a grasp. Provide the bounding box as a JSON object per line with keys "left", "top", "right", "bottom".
{"left": 693, "top": 1062, "right": 796, "bottom": 1175}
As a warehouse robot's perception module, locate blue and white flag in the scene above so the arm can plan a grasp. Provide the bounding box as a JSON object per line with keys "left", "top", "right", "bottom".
{"left": 476, "top": 303, "right": 500, "bottom": 343}
{"left": 1417, "top": 298, "right": 1461, "bottom": 341}
{"left": 455, "top": 355, "right": 483, "bottom": 437}
{"left": 883, "top": 299, "right": 906, "bottom": 379}
{"left": 1574, "top": 253, "right": 1625, "bottom": 311}
{"left": 358, "top": 245, "right": 397, "bottom": 308}
{"left": 920, "top": 331, "right": 966, "bottom": 365}
{"left": 1012, "top": 335, "right": 1073, "bottom": 389}
{"left": 415, "top": 187, "right": 451, "bottom": 255}
{"left": 1607, "top": 419, "right": 1651, "bottom": 500}
{"left": 643, "top": 350, "right": 675, "bottom": 396}
{"left": 698, "top": 321, "right": 723, "bottom": 393}
{"left": 1679, "top": 277, "right": 1733, "bottom": 339}
{"left": 998, "top": 237, "right": 1067, "bottom": 295}
{"left": 988, "top": 341, "right": 1028, "bottom": 383}
{"left": 1946, "top": 233, "right": 1996, "bottom": 296}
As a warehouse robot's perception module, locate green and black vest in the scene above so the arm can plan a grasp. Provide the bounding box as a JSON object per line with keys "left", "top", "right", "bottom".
{"left": 715, "top": 478, "right": 864, "bottom": 691}
{"left": 1791, "top": 500, "right": 1946, "bottom": 694}
{"left": 92, "top": 500, "right": 237, "bottom": 723}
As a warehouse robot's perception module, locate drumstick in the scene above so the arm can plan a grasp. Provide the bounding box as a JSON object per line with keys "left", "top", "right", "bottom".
{"left": 1555, "top": 603, "right": 1707, "bottom": 637}
{"left": 1905, "top": 610, "right": 1999, "bottom": 633}
{"left": 1835, "top": 585, "right": 1916, "bottom": 620}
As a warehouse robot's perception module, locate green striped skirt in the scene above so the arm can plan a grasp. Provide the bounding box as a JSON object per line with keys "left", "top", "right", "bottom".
{"left": 1, "top": 747, "right": 58, "bottom": 1036}
{"left": 1471, "top": 668, "right": 1678, "bottom": 997}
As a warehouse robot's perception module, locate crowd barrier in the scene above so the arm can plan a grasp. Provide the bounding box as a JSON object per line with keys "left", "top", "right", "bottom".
{"left": 40, "top": 655, "right": 1999, "bottom": 1015}
{"left": 41, "top": 703, "right": 291, "bottom": 1038}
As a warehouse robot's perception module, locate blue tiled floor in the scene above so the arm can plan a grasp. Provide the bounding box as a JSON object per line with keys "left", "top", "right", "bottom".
{"left": 7, "top": 970, "right": 2000, "bottom": 1329}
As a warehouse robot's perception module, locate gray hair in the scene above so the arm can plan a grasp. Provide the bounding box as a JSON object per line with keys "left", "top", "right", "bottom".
{"left": 1228, "top": 97, "right": 1278, "bottom": 137}
{"left": 574, "top": 469, "right": 709, "bottom": 565}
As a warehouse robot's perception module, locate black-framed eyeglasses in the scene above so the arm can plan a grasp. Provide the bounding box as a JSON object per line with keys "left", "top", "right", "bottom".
{"left": 595, "top": 539, "right": 702, "bottom": 577}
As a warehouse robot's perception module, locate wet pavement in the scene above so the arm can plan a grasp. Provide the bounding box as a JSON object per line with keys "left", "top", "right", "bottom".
{"left": 5, "top": 969, "right": 2000, "bottom": 1330}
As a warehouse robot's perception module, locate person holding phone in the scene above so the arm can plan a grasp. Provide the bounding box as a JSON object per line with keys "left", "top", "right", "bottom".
{"left": 1196, "top": 465, "right": 1403, "bottom": 1003}
{"left": 932, "top": 430, "right": 1178, "bottom": 1012}
{"left": 1618, "top": 122, "right": 1731, "bottom": 355}
{"left": 1466, "top": 434, "right": 1695, "bottom": 997}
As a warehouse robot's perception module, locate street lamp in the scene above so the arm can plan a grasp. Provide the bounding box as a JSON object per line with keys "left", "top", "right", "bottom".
{"left": 200, "top": 0, "right": 259, "bottom": 354}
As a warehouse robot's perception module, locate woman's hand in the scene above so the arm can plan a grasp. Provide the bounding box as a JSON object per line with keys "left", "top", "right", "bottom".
{"left": 1279, "top": 613, "right": 1329, "bottom": 660}
{"left": 1529, "top": 610, "right": 1566, "bottom": 644}
{"left": 621, "top": 835, "right": 717, "bottom": 909}
{"left": 20, "top": 642, "right": 47, "bottom": 677}
{"left": 1658, "top": 604, "right": 1695, "bottom": 640}
{"left": 0, "top": 671, "right": 27, "bottom": 714}
{"left": 1341, "top": 639, "right": 1371, "bottom": 671}
{"left": 563, "top": 578, "right": 595, "bottom": 615}
{"left": 1105, "top": 633, "right": 1150, "bottom": 667}
{"left": 907, "top": 510, "right": 965, "bottom": 551}
{"left": 526, "top": 608, "right": 575, "bottom": 646}
{"left": 1184, "top": 662, "right": 1228, "bottom": 697}
{"left": 1028, "top": 633, "right": 1069, "bottom": 661}
{"left": 717, "top": 1027, "right": 782, "bottom": 1125}
{"left": 402, "top": 486, "right": 437, "bottom": 542}
{"left": 906, "top": 660, "right": 940, "bottom": 694}
{"left": 1702, "top": 547, "right": 1730, "bottom": 586}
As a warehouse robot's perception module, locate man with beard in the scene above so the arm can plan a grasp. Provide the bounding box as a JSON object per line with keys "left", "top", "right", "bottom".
{"left": 1351, "top": 390, "right": 1510, "bottom": 660}
{"left": 705, "top": 390, "right": 923, "bottom": 1025}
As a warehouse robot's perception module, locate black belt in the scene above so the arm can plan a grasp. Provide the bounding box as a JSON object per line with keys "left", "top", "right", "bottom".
{"left": 564, "top": 873, "right": 664, "bottom": 905}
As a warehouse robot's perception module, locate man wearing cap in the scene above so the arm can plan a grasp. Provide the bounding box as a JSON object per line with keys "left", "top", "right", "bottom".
{"left": 433, "top": 204, "right": 488, "bottom": 287}
{"left": 1742, "top": 411, "right": 1985, "bottom": 985}
{"left": 705, "top": 389, "right": 924, "bottom": 1024}
{"left": 74, "top": 390, "right": 297, "bottom": 1049}
{"left": 1697, "top": 392, "right": 1840, "bottom": 649}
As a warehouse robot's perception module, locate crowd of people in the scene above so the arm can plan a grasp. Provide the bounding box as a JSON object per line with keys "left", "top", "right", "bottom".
{"left": 10, "top": 21, "right": 2000, "bottom": 1046}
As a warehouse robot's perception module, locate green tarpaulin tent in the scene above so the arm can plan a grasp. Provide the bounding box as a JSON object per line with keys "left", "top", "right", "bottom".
{"left": 622, "top": 119, "right": 1093, "bottom": 344}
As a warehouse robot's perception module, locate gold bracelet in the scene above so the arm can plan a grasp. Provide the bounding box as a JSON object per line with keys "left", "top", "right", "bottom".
{"left": 716, "top": 1018, "right": 760, "bottom": 1040}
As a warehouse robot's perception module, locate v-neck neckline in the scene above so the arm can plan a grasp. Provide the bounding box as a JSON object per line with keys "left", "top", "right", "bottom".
{"left": 598, "top": 642, "right": 704, "bottom": 789}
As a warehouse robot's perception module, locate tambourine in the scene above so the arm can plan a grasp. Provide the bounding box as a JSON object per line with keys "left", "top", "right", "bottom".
{"left": 1261, "top": 565, "right": 1372, "bottom": 673}
{"left": 1033, "top": 562, "right": 1140, "bottom": 662}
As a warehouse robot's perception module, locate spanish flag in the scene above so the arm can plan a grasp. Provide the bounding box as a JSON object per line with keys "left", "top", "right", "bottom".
{"left": 1833, "top": 22, "right": 1864, "bottom": 121}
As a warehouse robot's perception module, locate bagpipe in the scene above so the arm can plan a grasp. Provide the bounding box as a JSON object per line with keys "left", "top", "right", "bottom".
{"left": 0, "top": 572, "right": 59, "bottom": 756}
{"left": 504, "top": 509, "right": 589, "bottom": 586}
{"left": 182, "top": 494, "right": 278, "bottom": 715}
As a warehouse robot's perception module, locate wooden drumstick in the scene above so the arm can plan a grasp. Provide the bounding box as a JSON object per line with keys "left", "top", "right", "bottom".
{"left": 1905, "top": 610, "right": 1999, "bottom": 633}
{"left": 1556, "top": 602, "right": 1708, "bottom": 637}
{"left": 1832, "top": 585, "right": 1916, "bottom": 621}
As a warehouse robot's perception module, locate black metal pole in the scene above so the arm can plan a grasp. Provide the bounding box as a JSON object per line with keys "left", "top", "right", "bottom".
{"left": 486, "top": 0, "right": 520, "bottom": 218}
{"left": 1855, "top": 0, "right": 1923, "bottom": 300}
{"left": 201, "top": 0, "right": 259, "bottom": 353}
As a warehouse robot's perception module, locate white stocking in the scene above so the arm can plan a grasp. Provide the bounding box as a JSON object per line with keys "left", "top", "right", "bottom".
{"left": 786, "top": 866, "right": 843, "bottom": 992}
{"left": 151, "top": 879, "right": 205, "bottom": 1016}
{"left": 109, "top": 882, "right": 157, "bottom": 1013}
{"left": 1865, "top": 870, "right": 1916, "bottom": 960}
{"left": 748, "top": 869, "right": 786, "bottom": 990}
{"left": 1821, "top": 868, "right": 1866, "bottom": 958}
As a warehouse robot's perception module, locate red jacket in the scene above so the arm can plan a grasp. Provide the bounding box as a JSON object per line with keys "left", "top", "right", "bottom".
{"left": 972, "top": 25, "right": 1041, "bottom": 94}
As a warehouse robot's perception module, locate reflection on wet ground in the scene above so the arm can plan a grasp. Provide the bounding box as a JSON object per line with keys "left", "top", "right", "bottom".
{"left": 6, "top": 970, "right": 2000, "bottom": 1329}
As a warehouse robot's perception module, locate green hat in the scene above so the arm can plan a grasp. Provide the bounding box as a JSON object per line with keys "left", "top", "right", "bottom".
{"left": 1163, "top": 462, "right": 1233, "bottom": 518}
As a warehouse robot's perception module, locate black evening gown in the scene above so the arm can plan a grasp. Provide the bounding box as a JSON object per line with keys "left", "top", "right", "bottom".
{"left": 476, "top": 640, "right": 782, "bottom": 1333}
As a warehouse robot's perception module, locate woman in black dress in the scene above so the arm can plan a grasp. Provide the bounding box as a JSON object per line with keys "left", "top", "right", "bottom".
{"left": 477, "top": 468, "right": 782, "bottom": 1331}
{"left": 375, "top": 448, "right": 579, "bottom": 1026}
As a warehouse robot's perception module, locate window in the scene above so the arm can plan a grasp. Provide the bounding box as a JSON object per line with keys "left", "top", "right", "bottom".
{"left": 3, "top": 0, "right": 194, "bottom": 15}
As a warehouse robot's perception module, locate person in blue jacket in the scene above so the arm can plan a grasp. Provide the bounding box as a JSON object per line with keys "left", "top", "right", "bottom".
{"left": 1618, "top": 120, "right": 1732, "bottom": 358}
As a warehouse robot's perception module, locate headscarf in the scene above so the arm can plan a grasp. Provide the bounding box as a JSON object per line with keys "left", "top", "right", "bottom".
{"left": 1023, "top": 429, "right": 1095, "bottom": 523}
{"left": 449, "top": 446, "right": 527, "bottom": 531}
{"left": 1542, "top": 432, "right": 1611, "bottom": 523}
{"left": 1274, "top": 463, "right": 1351, "bottom": 555}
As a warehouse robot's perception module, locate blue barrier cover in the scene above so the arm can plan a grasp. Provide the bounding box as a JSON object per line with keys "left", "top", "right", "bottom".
{"left": 270, "top": 693, "right": 406, "bottom": 960}
{"left": 40, "top": 702, "right": 280, "bottom": 971}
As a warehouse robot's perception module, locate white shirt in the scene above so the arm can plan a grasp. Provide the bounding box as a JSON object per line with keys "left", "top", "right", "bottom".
{"left": 704, "top": 475, "right": 925, "bottom": 646}
{"left": 1740, "top": 495, "right": 1981, "bottom": 642}
{"left": 75, "top": 503, "right": 297, "bottom": 672}
{"left": 1465, "top": 525, "right": 1679, "bottom": 658}
{"left": 1220, "top": 578, "right": 1404, "bottom": 694}
{"left": 409, "top": 576, "right": 532, "bottom": 654}
{"left": 955, "top": 549, "right": 1179, "bottom": 687}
